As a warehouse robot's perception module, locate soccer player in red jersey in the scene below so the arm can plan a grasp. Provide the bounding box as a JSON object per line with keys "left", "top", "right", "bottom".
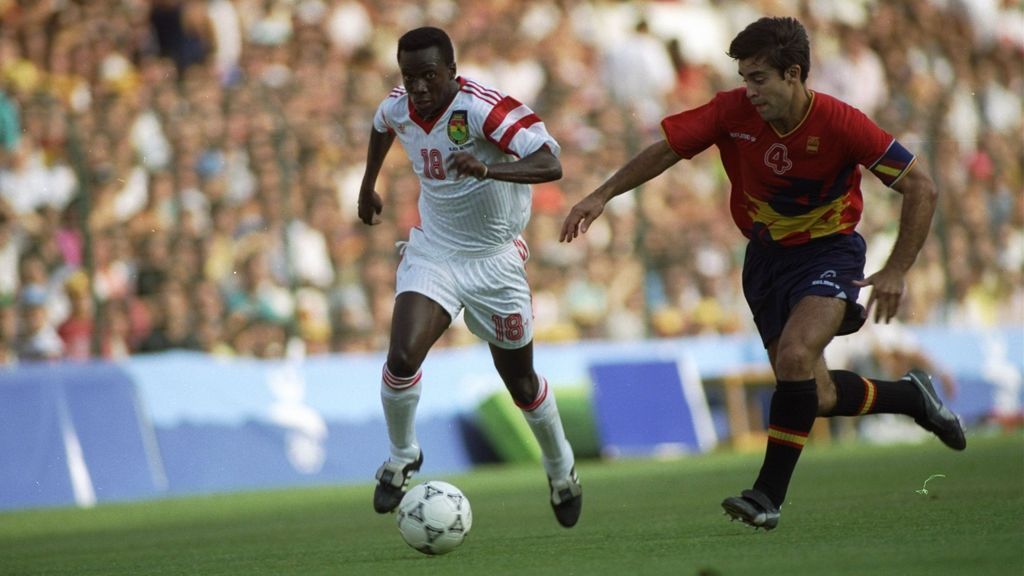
{"left": 560, "top": 17, "right": 965, "bottom": 530}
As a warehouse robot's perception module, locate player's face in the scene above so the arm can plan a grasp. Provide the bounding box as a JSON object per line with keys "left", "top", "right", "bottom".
{"left": 398, "top": 46, "right": 457, "bottom": 120}
{"left": 738, "top": 57, "right": 801, "bottom": 128}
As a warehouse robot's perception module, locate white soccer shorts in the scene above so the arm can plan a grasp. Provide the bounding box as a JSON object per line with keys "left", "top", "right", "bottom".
{"left": 395, "top": 231, "right": 533, "bottom": 350}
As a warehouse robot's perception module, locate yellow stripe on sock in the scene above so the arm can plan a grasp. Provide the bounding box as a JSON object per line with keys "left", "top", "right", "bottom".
{"left": 857, "top": 378, "right": 877, "bottom": 415}
{"left": 768, "top": 427, "right": 808, "bottom": 448}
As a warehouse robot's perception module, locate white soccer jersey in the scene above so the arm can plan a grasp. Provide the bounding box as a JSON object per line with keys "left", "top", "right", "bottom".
{"left": 373, "top": 77, "right": 560, "bottom": 255}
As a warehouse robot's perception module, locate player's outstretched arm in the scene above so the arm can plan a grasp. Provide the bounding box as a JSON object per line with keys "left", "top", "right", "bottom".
{"left": 450, "top": 146, "right": 562, "bottom": 184}
{"left": 560, "top": 140, "right": 680, "bottom": 243}
{"left": 358, "top": 128, "right": 396, "bottom": 225}
{"left": 854, "top": 160, "right": 937, "bottom": 322}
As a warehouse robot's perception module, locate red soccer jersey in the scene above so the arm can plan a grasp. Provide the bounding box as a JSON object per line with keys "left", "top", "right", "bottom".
{"left": 661, "top": 88, "right": 915, "bottom": 246}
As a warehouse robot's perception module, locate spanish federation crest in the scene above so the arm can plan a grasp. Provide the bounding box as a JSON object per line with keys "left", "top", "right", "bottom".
{"left": 806, "top": 136, "right": 820, "bottom": 154}
{"left": 447, "top": 110, "right": 469, "bottom": 145}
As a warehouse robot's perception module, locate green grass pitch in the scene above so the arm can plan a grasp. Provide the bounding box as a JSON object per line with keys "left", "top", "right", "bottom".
{"left": 2, "top": 433, "right": 1021, "bottom": 576}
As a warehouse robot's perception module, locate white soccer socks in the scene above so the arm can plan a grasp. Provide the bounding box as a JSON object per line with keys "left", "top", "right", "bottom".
{"left": 381, "top": 365, "right": 423, "bottom": 464}
{"left": 518, "top": 378, "right": 576, "bottom": 481}
{"left": 383, "top": 368, "right": 575, "bottom": 481}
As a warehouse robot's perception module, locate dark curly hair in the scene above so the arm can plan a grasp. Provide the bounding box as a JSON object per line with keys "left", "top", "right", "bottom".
{"left": 727, "top": 17, "right": 811, "bottom": 82}
{"left": 397, "top": 27, "right": 455, "bottom": 66}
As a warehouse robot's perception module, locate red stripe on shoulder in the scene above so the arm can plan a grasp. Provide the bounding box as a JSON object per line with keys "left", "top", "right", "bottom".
{"left": 462, "top": 79, "right": 502, "bottom": 101}
{"left": 483, "top": 96, "right": 523, "bottom": 138}
{"left": 461, "top": 85, "right": 500, "bottom": 107}
{"left": 498, "top": 113, "right": 541, "bottom": 151}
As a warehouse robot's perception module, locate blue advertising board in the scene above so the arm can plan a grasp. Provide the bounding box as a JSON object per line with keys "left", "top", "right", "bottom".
{"left": 0, "top": 326, "right": 1019, "bottom": 511}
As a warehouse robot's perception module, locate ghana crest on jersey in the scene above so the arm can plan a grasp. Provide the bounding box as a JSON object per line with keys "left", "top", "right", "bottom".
{"left": 372, "top": 76, "right": 562, "bottom": 253}
{"left": 447, "top": 110, "right": 469, "bottom": 145}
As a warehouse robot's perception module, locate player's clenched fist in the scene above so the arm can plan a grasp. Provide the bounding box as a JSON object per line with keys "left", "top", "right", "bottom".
{"left": 358, "top": 190, "right": 383, "bottom": 225}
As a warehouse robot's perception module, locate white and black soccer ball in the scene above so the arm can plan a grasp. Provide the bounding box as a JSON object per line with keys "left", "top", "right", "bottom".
{"left": 396, "top": 480, "right": 472, "bottom": 555}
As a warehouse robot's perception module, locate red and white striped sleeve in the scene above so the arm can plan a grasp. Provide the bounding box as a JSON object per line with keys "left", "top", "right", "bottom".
{"left": 373, "top": 86, "right": 406, "bottom": 134}
{"left": 462, "top": 78, "right": 559, "bottom": 159}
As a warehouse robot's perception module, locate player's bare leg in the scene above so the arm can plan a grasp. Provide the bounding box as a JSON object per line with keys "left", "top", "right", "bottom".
{"left": 492, "top": 341, "right": 582, "bottom": 527}
{"left": 374, "top": 292, "right": 451, "bottom": 513}
{"left": 723, "top": 296, "right": 842, "bottom": 530}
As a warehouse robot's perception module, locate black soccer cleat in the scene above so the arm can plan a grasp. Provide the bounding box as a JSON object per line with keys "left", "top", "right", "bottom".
{"left": 548, "top": 468, "right": 582, "bottom": 528}
{"left": 373, "top": 451, "right": 423, "bottom": 513}
{"left": 722, "top": 488, "right": 780, "bottom": 531}
{"left": 905, "top": 369, "right": 967, "bottom": 451}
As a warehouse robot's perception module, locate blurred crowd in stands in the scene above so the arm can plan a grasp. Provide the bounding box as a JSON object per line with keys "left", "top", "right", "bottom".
{"left": 0, "top": 0, "right": 1019, "bottom": 363}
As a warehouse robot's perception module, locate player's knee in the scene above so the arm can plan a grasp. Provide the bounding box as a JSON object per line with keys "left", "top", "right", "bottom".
{"left": 386, "top": 350, "right": 423, "bottom": 379}
{"left": 503, "top": 374, "right": 539, "bottom": 406}
{"left": 774, "top": 342, "right": 817, "bottom": 377}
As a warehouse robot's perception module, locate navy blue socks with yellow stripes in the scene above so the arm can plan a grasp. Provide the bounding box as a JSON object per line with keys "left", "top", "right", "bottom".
{"left": 753, "top": 378, "right": 818, "bottom": 508}
{"left": 752, "top": 371, "right": 928, "bottom": 509}
{"left": 828, "top": 369, "right": 925, "bottom": 418}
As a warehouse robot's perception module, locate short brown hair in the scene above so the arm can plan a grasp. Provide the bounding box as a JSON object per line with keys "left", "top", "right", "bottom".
{"left": 727, "top": 17, "right": 811, "bottom": 82}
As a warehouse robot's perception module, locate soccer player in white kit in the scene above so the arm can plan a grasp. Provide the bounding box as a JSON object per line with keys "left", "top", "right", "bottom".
{"left": 358, "top": 27, "right": 582, "bottom": 528}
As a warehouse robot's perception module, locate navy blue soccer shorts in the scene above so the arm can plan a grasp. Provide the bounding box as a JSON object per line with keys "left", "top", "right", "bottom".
{"left": 742, "top": 232, "right": 868, "bottom": 349}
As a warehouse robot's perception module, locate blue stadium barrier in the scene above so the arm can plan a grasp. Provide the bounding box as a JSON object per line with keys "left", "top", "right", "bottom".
{"left": 590, "top": 356, "right": 716, "bottom": 457}
{"left": 0, "top": 326, "right": 1019, "bottom": 511}
{"left": 0, "top": 363, "right": 161, "bottom": 509}
{"left": 125, "top": 353, "right": 477, "bottom": 499}
{"left": 0, "top": 372, "right": 78, "bottom": 509}
{"left": 0, "top": 353, "right": 478, "bottom": 510}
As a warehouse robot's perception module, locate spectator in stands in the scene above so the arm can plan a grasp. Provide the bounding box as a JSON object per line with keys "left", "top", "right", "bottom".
{"left": 137, "top": 280, "right": 199, "bottom": 353}
{"left": 0, "top": 0, "right": 1013, "bottom": 361}
{"left": 0, "top": 296, "right": 18, "bottom": 365}
{"left": 57, "top": 271, "right": 93, "bottom": 360}
{"left": 96, "top": 299, "right": 132, "bottom": 360}
{"left": 18, "top": 285, "right": 63, "bottom": 361}
{"left": 600, "top": 18, "right": 677, "bottom": 133}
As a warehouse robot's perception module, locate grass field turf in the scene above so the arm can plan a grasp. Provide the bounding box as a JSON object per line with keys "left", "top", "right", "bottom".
{"left": 2, "top": 433, "right": 1021, "bottom": 576}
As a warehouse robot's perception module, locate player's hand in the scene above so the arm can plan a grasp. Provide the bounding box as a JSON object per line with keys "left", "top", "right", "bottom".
{"left": 357, "top": 191, "right": 383, "bottom": 225}
{"left": 560, "top": 193, "right": 606, "bottom": 243}
{"left": 450, "top": 152, "right": 488, "bottom": 179}
{"left": 853, "top": 267, "right": 905, "bottom": 323}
